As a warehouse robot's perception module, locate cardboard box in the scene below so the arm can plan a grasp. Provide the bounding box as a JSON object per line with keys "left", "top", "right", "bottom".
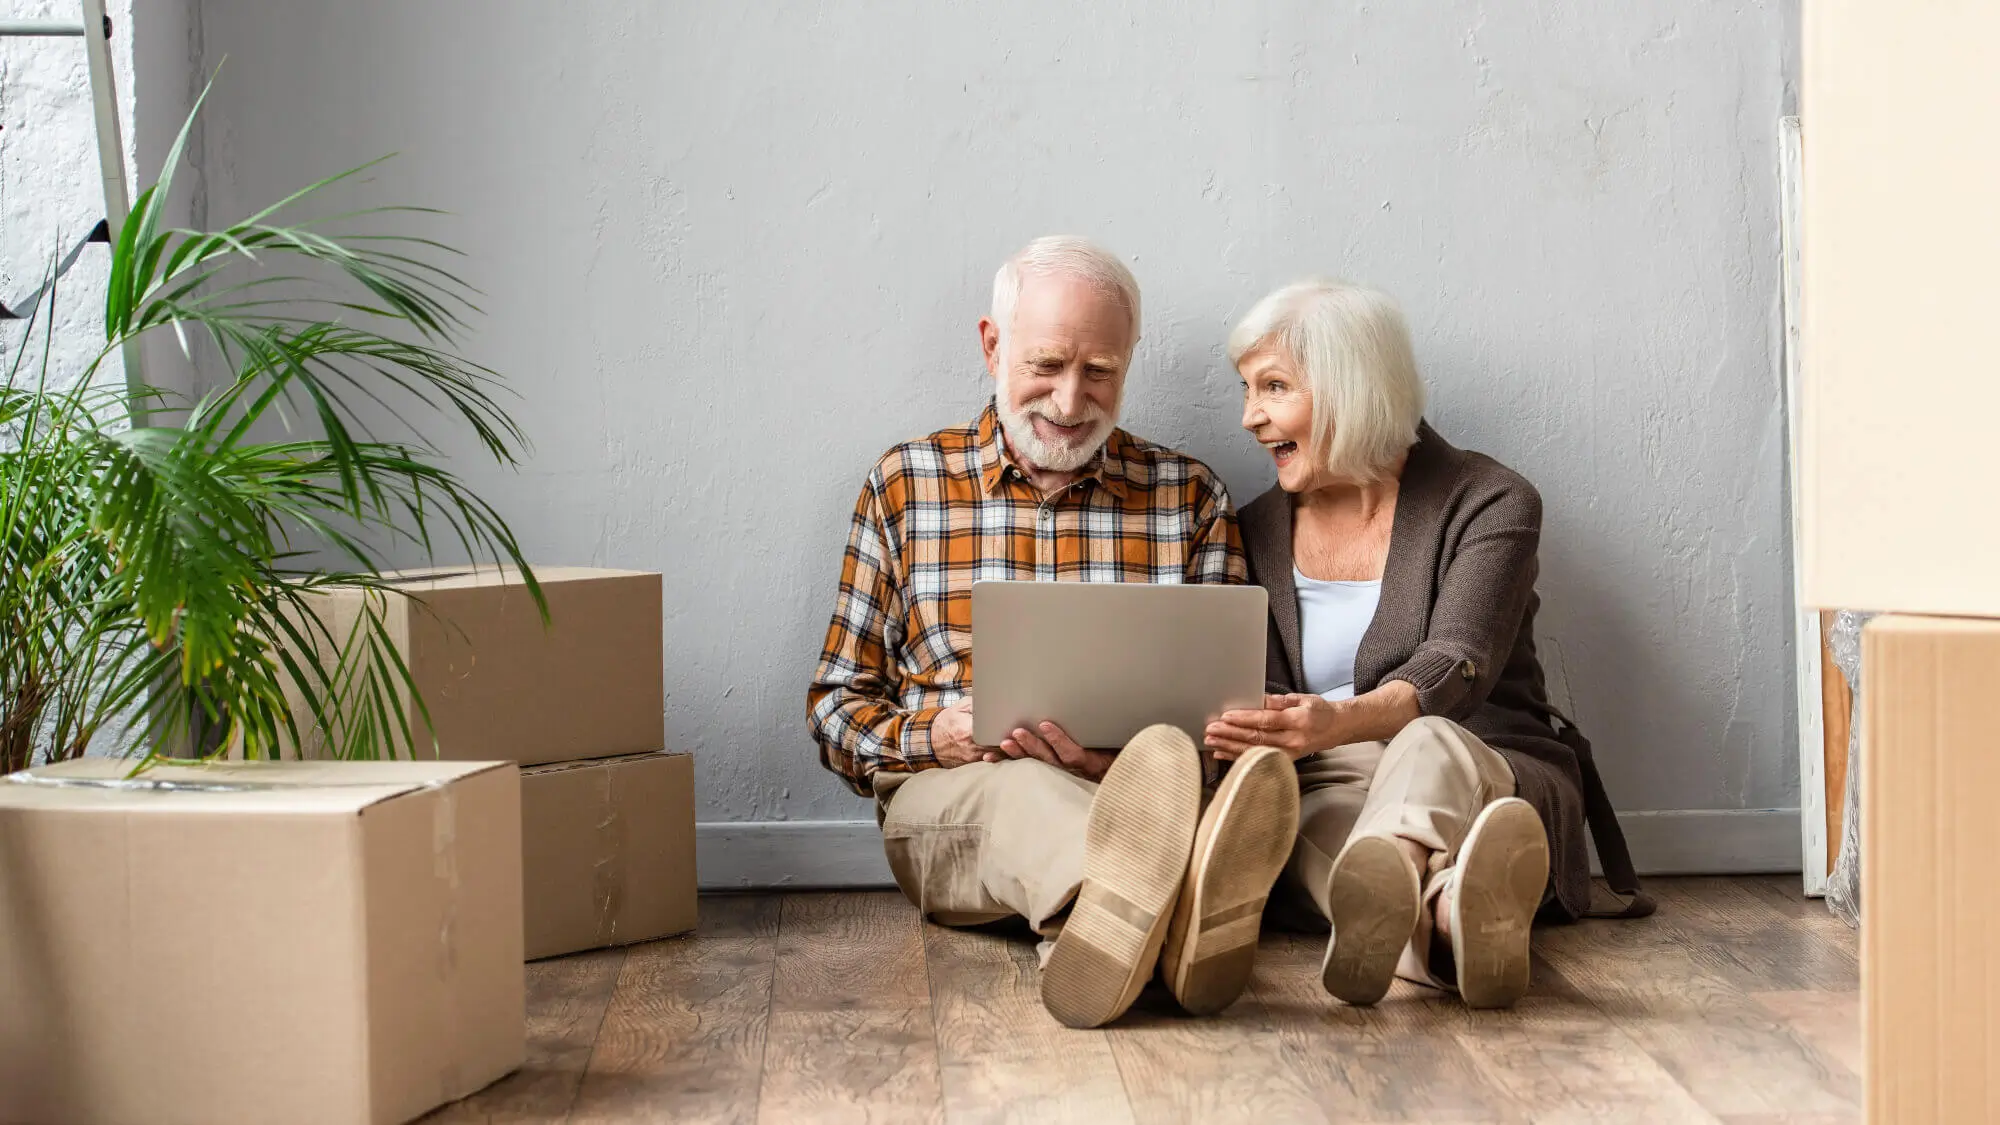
{"left": 1862, "top": 616, "right": 2000, "bottom": 1123}
{"left": 522, "top": 751, "right": 697, "bottom": 960}
{"left": 281, "top": 565, "right": 664, "bottom": 765}
{"left": 0, "top": 758, "right": 524, "bottom": 1125}
{"left": 1801, "top": 3, "right": 2000, "bottom": 614}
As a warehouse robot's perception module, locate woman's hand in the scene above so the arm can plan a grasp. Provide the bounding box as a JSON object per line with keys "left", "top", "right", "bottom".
{"left": 1205, "top": 693, "right": 1344, "bottom": 761}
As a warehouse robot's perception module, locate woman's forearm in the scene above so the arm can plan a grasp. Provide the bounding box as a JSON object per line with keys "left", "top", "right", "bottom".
{"left": 1323, "top": 679, "right": 1422, "bottom": 748}
{"left": 1207, "top": 679, "right": 1426, "bottom": 760}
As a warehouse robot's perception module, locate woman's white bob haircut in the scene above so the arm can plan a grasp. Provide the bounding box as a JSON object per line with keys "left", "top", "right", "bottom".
{"left": 991, "top": 235, "right": 1142, "bottom": 352}
{"left": 1228, "top": 278, "right": 1426, "bottom": 484}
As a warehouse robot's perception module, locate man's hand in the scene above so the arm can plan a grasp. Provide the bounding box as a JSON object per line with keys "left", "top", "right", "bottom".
{"left": 1204, "top": 693, "right": 1343, "bottom": 761}
{"left": 929, "top": 701, "right": 1112, "bottom": 780}
{"left": 1001, "top": 720, "right": 1115, "bottom": 781}
{"left": 927, "top": 699, "right": 1004, "bottom": 766}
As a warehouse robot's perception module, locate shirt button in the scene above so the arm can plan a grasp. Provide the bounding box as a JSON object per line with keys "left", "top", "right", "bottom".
{"left": 1459, "top": 659, "right": 1478, "bottom": 681}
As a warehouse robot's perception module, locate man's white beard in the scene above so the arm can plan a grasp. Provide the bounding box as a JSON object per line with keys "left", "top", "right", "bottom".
{"left": 994, "top": 369, "right": 1120, "bottom": 474}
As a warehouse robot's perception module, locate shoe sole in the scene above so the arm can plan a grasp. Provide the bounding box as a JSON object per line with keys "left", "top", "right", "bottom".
{"left": 1450, "top": 797, "right": 1548, "bottom": 1009}
{"left": 1160, "top": 747, "right": 1299, "bottom": 1015}
{"left": 1320, "top": 833, "right": 1421, "bottom": 1006}
{"left": 1040, "top": 724, "right": 1202, "bottom": 1029}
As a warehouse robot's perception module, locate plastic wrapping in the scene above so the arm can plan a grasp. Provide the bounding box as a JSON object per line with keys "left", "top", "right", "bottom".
{"left": 1824, "top": 610, "right": 1872, "bottom": 928}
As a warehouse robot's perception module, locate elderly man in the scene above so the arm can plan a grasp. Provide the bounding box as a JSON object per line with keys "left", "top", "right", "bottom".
{"left": 806, "top": 237, "right": 1299, "bottom": 1028}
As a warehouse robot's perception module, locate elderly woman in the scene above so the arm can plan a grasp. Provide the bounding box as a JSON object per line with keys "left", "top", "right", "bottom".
{"left": 1204, "top": 278, "right": 1652, "bottom": 1009}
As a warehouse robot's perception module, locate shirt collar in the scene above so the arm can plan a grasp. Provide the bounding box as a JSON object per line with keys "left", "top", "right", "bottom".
{"left": 976, "top": 400, "right": 1132, "bottom": 501}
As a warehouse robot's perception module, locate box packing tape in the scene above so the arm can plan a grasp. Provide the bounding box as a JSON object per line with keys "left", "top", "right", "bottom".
{"left": 594, "top": 764, "right": 626, "bottom": 944}
{"left": 433, "top": 785, "right": 463, "bottom": 1103}
{"left": 2, "top": 771, "right": 457, "bottom": 794}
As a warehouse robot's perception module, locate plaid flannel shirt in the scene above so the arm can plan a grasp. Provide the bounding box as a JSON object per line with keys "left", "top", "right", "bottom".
{"left": 806, "top": 401, "right": 1249, "bottom": 796}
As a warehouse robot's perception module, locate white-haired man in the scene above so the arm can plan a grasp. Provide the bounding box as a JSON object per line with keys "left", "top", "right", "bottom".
{"left": 807, "top": 237, "right": 1300, "bottom": 1028}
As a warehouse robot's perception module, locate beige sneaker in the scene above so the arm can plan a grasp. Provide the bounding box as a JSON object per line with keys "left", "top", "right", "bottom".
{"left": 1158, "top": 746, "right": 1300, "bottom": 1015}
{"left": 1319, "top": 833, "right": 1421, "bottom": 1005}
{"left": 1039, "top": 724, "right": 1203, "bottom": 1029}
{"left": 1448, "top": 797, "right": 1549, "bottom": 1009}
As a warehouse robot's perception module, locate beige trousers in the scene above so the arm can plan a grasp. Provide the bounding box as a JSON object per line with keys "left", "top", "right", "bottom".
{"left": 1273, "top": 715, "right": 1518, "bottom": 988}
{"left": 875, "top": 715, "right": 1515, "bottom": 986}
{"left": 876, "top": 758, "right": 1095, "bottom": 938}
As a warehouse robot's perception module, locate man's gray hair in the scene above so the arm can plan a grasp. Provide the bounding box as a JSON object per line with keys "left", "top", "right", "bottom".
{"left": 1228, "top": 278, "right": 1426, "bottom": 483}
{"left": 990, "top": 236, "right": 1142, "bottom": 354}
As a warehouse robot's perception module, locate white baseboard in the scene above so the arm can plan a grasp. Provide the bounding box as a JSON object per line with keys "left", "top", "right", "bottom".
{"left": 698, "top": 821, "right": 896, "bottom": 889}
{"left": 698, "top": 808, "right": 1804, "bottom": 890}
{"left": 1588, "top": 808, "right": 1802, "bottom": 877}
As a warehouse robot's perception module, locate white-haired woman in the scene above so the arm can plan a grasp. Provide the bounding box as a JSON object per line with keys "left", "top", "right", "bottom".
{"left": 1204, "top": 278, "right": 1652, "bottom": 1009}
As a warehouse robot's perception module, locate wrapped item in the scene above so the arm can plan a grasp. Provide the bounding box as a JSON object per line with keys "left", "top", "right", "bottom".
{"left": 1824, "top": 610, "right": 1871, "bottom": 928}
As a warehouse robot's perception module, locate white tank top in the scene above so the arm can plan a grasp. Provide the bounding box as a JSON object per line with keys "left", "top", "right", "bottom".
{"left": 1293, "top": 568, "right": 1383, "bottom": 701}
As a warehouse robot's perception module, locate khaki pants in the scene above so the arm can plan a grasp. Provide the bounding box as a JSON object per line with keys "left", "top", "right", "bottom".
{"left": 876, "top": 715, "right": 1514, "bottom": 984}
{"left": 876, "top": 758, "right": 1093, "bottom": 938}
{"left": 1273, "top": 715, "right": 1517, "bottom": 987}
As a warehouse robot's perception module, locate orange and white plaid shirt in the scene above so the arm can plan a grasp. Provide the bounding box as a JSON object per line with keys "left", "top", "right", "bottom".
{"left": 806, "top": 401, "right": 1248, "bottom": 796}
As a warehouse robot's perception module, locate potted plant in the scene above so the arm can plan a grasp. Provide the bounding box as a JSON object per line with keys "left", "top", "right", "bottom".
{"left": 1, "top": 97, "right": 539, "bottom": 774}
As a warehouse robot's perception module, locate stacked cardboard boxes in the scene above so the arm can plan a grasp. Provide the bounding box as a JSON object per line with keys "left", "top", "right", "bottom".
{"left": 289, "top": 566, "right": 698, "bottom": 960}
{"left": 0, "top": 565, "right": 694, "bottom": 1124}
{"left": 1804, "top": 4, "right": 2000, "bottom": 1119}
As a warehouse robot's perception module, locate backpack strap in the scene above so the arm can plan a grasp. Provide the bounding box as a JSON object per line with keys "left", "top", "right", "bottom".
{"left": 1550, "top": 707, "right": 1656, "bottom": 920}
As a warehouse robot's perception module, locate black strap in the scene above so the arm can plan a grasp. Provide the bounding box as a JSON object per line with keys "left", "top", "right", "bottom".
{"left": 1549, "top": 706, "right": 1657, "bottom": 920}
{"left": 0, "top": 220, "right": 110, "bottom": 321}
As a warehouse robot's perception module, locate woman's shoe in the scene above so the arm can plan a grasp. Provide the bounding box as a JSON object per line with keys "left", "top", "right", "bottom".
{"left": 1320, "top": 833, "right": 1421, "bottom": 1005}
{"left": 1158, "top": 746, "right": 1300, "bottom": 1015}
{"left": 1447, "top": 796, "right": 1549, "bottom": 1009}
{"left": 1039, "top": 724, "right": 1203, "bottom": 1029}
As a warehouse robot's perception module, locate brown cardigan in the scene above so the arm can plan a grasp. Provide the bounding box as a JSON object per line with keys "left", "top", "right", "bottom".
{"left": 1239, "top": 422, "right": 1651, "bottom": 922}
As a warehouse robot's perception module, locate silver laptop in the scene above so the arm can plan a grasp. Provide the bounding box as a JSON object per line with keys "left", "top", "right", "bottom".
{"left": 971, "top": 580, "right": 1269, "bottom": 749}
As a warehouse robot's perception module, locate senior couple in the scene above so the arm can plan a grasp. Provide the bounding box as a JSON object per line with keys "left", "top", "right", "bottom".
{"left": 806, "top": 236, "right": 1650, "bottom": 1029}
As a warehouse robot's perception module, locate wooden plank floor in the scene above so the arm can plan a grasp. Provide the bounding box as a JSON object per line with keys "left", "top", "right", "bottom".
{"left": 424, "top": 876, "right": 1858, "bottom": 1125}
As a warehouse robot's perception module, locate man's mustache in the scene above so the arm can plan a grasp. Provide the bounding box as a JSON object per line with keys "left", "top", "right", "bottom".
{"left": 1022, "top": 401, "right": 1107, "bottom": 432}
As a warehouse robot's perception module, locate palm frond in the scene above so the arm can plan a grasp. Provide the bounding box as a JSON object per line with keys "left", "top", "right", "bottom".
{"left": 3, "top": 83, "right": 540, "bottom": 772}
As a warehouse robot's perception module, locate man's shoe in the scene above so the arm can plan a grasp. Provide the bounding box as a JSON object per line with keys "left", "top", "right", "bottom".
{"left": 1448, "top": 796, "right": 1548, "bottom": 1009}
{"left": 1040, "top": 724, "right": 1203, "bottom": 1029}
{"left": 1158, "top": 746, "right": 1299, "bottom": 1015}
{"left": 1320, "top": 833, "right": 1422, "bottom": 1005}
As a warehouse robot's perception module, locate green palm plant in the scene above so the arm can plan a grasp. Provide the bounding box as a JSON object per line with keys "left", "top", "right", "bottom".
{"left": 1, "top": 96, "right": 541, "bottom": 775}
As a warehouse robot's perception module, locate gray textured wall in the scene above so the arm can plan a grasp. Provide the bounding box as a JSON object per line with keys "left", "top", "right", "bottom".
{"left": 0, "top": 0, "right": 134, "bottom": 397}
{"left": 176, "top": 2, "right": 1797, "bottom": 853}
{"left": 3, "top": 0, "right": 211, "bottom": 760}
